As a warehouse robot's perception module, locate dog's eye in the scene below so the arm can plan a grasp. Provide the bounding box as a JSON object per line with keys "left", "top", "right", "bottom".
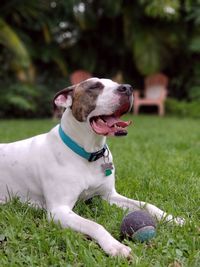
{"left": 89, "top": 82, "right": 104, "bottom": 90}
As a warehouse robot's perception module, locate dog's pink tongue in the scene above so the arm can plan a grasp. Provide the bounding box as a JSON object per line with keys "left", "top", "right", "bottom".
{"left": 102, "top": 116, "right": 130, "bottom": 128}
{"left": 102, "top": 116, "right": 119, "bottom": 127}
{"left": 91, "top": 118, "right": 111, "bottom": 135}
{"left": 91, "top": 116, "right": 132, "bottom": 136}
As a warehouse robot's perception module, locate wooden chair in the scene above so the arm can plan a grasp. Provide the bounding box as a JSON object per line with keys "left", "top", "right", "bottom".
{"left": 70, "top": 70, "right": 92, "bottom": 85}
{"left": 133, "top": 73, "right": 168, "bottom": 116}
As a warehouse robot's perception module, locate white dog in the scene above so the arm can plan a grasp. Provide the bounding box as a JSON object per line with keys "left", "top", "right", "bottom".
{"left": 0, "top": 78, "right": 183, "bottom": 257}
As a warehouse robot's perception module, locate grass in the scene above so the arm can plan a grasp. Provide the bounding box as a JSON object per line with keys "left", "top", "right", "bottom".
{"left": 0, "top": 116, "right": 199, "bottom": 267}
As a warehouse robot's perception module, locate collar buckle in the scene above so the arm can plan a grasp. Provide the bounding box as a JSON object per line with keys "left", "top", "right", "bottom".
{"left": 88, "top": 145, "right": 107, "bottom": 162}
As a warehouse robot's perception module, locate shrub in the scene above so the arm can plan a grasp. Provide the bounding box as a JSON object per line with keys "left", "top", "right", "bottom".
{"left": 166, "top": 98, "right": 200, "bottom": 118}
{"left": 188, "top": 86, "right": 200, "bottom": 100}
{"left": 0, "top": 82, "right": 52, "bottom": 118}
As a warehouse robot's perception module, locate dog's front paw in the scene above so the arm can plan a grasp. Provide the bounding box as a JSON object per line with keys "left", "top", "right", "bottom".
{"left": 100, "top": 238, "right": 131, "bottom": 257}
{"left": 165, "top": 215, "right": 185, "bottom": 226}
{"left": 174, "top": 216, "right": 185, "bottom": 226}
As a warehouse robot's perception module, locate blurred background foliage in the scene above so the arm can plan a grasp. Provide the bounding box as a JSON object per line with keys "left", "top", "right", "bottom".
{"left": 0, "top": 0, "right": 200, "bottom": 118}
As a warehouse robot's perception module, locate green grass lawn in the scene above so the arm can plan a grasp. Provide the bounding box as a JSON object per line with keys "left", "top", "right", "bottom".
{"left": 0, "top": 116, "right": 199, "bottom": 267}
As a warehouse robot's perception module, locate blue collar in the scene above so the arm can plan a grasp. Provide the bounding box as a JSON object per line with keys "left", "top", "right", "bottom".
{"left": 58, "top": 125, "right": 107, "bottom": 162}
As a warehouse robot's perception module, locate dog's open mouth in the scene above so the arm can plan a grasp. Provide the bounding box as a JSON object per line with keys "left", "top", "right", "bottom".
{"left": 90, "top": 116, "right": 131, "bottom": 136}
{"left": 90, "top": 104, "right": 132, "bottom": 136}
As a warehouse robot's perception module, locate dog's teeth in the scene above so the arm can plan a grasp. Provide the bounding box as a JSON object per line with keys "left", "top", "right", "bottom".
{"left": 115, "top": 125, "right": 123, "bottom": 130}
{"left": 98, "top": 118, "right": 106, "bottom": 124}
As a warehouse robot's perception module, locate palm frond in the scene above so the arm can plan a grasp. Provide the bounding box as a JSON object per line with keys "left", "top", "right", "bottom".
{"left": 0, "top": 18, "right": 31, "bottom": 69}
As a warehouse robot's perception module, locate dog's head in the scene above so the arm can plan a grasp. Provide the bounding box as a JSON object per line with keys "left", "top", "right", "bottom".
{"left": 54, "top": 78, "right": 133, "bottom": 136}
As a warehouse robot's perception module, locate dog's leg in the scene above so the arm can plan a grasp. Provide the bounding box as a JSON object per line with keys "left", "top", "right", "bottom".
{"left": 103, "top": 191, "right": 184, "bottom": 225}
{"left": 49, "top": 205, "right": 131, "bottom": 257}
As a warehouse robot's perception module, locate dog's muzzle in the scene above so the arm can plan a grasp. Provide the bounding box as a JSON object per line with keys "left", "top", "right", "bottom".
{"left": 90, "top": 93, "right": 133, "bottom": 137}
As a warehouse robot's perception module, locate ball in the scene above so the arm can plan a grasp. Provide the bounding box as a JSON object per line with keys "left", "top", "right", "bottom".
{"left": 120, "top": 210, "right": 156, "bottom": 242}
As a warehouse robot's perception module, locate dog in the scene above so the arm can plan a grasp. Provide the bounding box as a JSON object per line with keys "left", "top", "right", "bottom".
{"left": 0, "top": 78, "right": 184, "bottom": 257}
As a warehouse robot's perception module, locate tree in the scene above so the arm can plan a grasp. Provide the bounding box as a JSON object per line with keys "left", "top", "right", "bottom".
{"left": 0, "top": 0, "right": 199, "bottom": 117}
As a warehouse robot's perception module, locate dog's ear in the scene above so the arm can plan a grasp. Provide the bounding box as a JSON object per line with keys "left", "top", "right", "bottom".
{"left": 53, "top": 85, "right": 75, "bottom": 109}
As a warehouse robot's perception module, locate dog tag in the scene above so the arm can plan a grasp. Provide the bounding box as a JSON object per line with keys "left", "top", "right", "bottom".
{"left": 101, "top": 162, "right": 113, "bottom": 176}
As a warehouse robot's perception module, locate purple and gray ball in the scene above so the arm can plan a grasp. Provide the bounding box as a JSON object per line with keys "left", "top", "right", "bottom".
{"left": 120, "top": 210, "right": 156, "bottom": 242}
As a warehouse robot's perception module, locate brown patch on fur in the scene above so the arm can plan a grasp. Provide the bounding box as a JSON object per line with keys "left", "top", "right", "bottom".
{"left": 72, "top": 81, "right": 104, "bottom": 121}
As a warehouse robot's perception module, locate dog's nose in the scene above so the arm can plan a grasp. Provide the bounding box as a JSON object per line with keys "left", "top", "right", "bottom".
{"left": 117, "top": 84, "right": 133, "bottom": 96}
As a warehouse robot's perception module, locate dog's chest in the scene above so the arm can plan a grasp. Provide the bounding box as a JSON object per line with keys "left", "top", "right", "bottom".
{"left": 77, "top": 158, "right": 114, "bottom": 200}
